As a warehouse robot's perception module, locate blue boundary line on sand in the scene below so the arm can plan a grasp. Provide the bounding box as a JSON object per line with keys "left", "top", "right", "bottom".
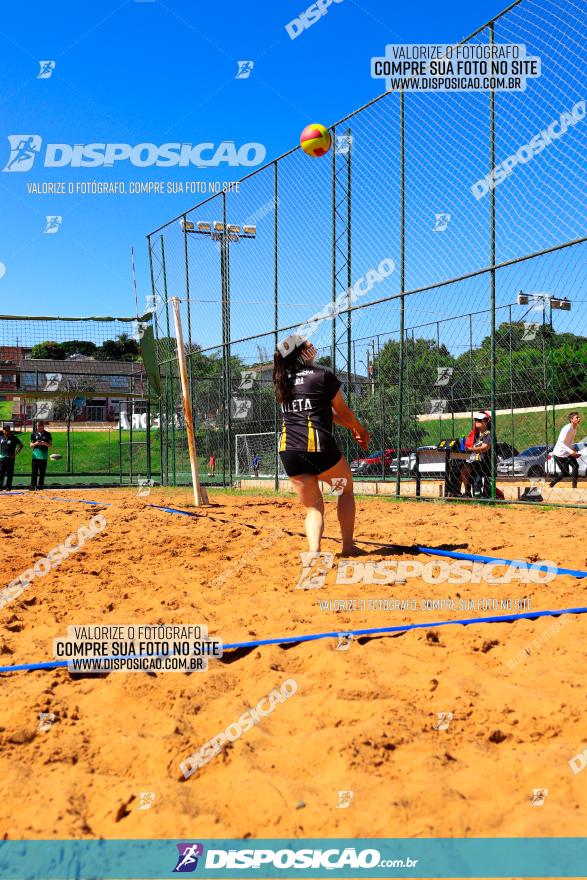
{"left": 48, "top": 497, "right": 111, "bottom": 506}
{"left": 1, "top": 605, "right": 586, "bottom": 674}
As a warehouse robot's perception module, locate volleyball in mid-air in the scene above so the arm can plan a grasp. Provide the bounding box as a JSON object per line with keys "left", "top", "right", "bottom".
{"left": 300, "top": 123, "right": 331, "bottom": 157}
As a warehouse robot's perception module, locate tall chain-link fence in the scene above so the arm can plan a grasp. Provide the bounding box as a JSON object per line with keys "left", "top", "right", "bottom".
{"left": 147, "top": 0, "right": 587, "bottom": 505}
{"left": 0, "top": 314, "right": 156, "bottom": 487}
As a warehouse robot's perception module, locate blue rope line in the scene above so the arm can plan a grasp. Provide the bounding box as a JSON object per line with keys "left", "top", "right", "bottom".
{"left": 147, "top": 503, "right": 196, "bottom": 517}
{"left": 0, "top": 605, "right": 585, "bottom": 674}
{"left": 48, "top": 498, "right": 111, "bottom": 506}
{"left": 415, "top": 546, "right": 587, "bottom": 579}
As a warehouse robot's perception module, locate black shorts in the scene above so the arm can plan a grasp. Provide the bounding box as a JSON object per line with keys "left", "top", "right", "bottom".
{"left": 279, "top": 449, "right": 342, "bottom": 478}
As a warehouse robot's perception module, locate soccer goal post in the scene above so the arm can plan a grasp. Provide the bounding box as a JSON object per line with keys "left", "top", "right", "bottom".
{"left": 235, "top": 432, "right": 285, "bottom": 479}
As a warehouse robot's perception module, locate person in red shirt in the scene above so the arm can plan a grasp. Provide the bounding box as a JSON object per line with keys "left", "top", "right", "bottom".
{"left": 208, "top": 453, "right": 216, "bottom": 477}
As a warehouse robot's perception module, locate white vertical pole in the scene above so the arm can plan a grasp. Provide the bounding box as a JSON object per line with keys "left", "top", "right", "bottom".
{"left": 171, "top": 297, "right": 208, "bottom": 506}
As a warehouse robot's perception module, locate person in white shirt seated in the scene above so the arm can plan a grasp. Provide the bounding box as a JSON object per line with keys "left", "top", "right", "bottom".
{"left": 549, "top": 412, "right": 581, "bottom": 489}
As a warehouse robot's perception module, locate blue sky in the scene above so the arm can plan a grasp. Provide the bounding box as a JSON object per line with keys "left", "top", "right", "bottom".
{"left": 0, "top": 0, "right": 585, "bottom": 356}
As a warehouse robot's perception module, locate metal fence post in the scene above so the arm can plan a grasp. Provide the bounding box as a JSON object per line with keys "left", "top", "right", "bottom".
{"left": 147, "top": 236, "right": 164, "bottom": 486}
{"left": 146, "top": 397, "right": 152, "bottom": 482}
{"left": 161, "top": 235, "right": 176, "bottom": 486}
{"left": 508, "top": 304, "right": 515, "bottom": 460}
{"left": 274, "top": 161, "right": 280, "bottom": 492}
{"left": 395, "top": 91, "right": 406, "bottom": 497}
{"left": 489, "top": 22, "right": 497, "bottom": 499}
{"left": 346, "top": 126, "right": 353, "bottom": 465}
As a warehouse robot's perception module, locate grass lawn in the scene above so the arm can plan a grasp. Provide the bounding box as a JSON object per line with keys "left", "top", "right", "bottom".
{"left": 12, "top": 430, "right": 160, "bottom": 477}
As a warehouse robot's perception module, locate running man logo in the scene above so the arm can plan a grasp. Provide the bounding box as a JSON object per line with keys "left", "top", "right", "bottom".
{"left": 231, "top": 398, "right": 253, "bottom": 420}
{"left": 137, "top": 477, "right": 154, "bottom": 497}
{"left": 429, "top": 399, "right": 447, "bottom": 414}
{"left": 530, "top": 788, "right": 548, "bottom": 806}
{"left": 295, "top": 551, "right": 334, "bottom": 589}
{"left": 335, "top": 134, "right": 353, "bottom": 154}
{"left": 337, "top": 790, "right": 354, "bottom": 808}
{"left": 146, "top": 292, "right": 162, "bottom": 312}
{"left": 38, "top": 60, "right": 56, "bottom": 79}
{"left": 433, "top": 212, "right": 451, "bottom": 232}
{"left": 329, "top": 477, "right": 347, "bottom": 496}
{"left": 137, "top": 792, "right": 156, "bottom": 810}
{"left": 522, "top": 322, "right": 540, "bottom": 341}
{"left": 435, "top": 367, "right": 453, "bottom": 386}
{"left": 44, "top": 373, "right": 62, "bottom": 392}
{"left": 335, "top": 633, "right": 353, "bottom": 651}
{"left": 173, "top": 843, "right": 204, "bottom": 873}
{"left": 530, "top": 294, "right": 548, "bottom": 313}
{"left": 236, "top": 61, "right": 254, "bottom": 79}
{"left": 45, "top": 216, "right": 62, "bottom": 234}
{"left": 569, "top": 748, "right": 587, "bottom": 775}
{"left": 3, "top": 135, "right": 42, "bottom": 172}
{"left": 38, "top": 712, "right": 56, "bottom": 732}
{"left": 132, "top": 320, "right": 149, "bottom": 342}
{"left": 238, "top": 369, "right": 257, "bottom": 390}
{"left": 434, "top": 711, "right": 453, "bottom": 730}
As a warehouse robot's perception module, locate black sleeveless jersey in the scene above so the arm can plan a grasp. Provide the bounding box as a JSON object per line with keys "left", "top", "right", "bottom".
{"left": 278, "top": 365, "right": 341, "bottom": 454}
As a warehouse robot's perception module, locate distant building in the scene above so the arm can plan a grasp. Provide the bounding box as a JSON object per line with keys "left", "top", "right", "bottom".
{"left": 1, "top": 351, "right": 147, "bottom": 424}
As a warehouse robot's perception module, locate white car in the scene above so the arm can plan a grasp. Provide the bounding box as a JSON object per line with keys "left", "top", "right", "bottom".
{"left": 545, "top": 440, "right": 587, "bottom": 478}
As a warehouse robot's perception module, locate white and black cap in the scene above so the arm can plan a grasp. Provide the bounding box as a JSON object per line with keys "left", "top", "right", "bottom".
{"left": 277, "top": 333, "right": 307, "bottom": 358}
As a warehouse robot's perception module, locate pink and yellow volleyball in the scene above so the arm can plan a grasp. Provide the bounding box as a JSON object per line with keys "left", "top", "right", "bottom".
{"left": 300, "top": 123, "right": 332, "bottom": 157}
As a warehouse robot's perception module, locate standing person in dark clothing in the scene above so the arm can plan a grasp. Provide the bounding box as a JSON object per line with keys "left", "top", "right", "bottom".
{"left": 273, "top": 334, "right": 369, "bottom": 555}
{"left": 30, "top": 420, "right": 52, "bottom": 490}
{"left": 0, "top": 426, "right": 23, "bottom": 491}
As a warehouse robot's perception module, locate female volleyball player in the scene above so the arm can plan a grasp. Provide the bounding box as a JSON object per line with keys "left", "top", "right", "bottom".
{"left": 273, "top": 333, "right": 369, "bottom": 555}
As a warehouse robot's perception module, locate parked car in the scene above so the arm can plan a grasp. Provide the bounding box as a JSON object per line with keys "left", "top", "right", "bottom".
{"left": 389, "top": 451, "right": 415, "bottom": 474}
{"left": 497, "top": 445, "right": 552, "bottom": 478}
{"left": 545, "top": 440, "right": 587, "bottom": 479}
{"left": 350, "top": 448, "right": 408, "bottom": 476}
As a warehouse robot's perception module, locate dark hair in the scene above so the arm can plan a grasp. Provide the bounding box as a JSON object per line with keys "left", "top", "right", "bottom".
{"left": 273, "top": 349, "right": 300, "bottom": 404}
{"left": 569, "top": 411, "right": 580, "bottom": 419}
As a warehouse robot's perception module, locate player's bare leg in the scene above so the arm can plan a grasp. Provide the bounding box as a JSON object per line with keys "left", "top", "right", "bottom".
{"left": 319, "top": 456, "right": 360, "bottom": 556}
{"left": 289, "top": 473, "right": 324, "bottom": 552}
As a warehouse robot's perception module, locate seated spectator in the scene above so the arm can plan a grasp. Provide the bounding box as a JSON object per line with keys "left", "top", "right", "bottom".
{"left": 462, "top": 410, "right": 493, "bottom": 498}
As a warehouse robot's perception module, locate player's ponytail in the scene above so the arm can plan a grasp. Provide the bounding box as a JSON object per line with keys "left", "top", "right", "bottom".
{"left": 273, "top": 350, "right": 295, "bottom": 404}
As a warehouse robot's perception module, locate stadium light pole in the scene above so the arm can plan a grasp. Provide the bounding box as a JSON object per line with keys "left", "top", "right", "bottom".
{"left": 181, "top": 219, "right": 256, "bottom": 486}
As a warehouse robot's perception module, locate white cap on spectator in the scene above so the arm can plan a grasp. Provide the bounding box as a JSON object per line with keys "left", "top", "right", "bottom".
{"left": 277, "top": 333, "right": 306, "bottom": 357}
{"left": 473, "top": 410, "right": 491, "bottom": 421}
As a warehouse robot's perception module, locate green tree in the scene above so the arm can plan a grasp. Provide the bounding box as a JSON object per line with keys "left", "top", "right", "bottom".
{"left": 61, "top": 340, "right": 98, "bottom": 359}
{"left": 29, "top": 341, "right": 65, "bottom": 360}
{"left": 96, "top": 333, "right": 140, "bottom": 361}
